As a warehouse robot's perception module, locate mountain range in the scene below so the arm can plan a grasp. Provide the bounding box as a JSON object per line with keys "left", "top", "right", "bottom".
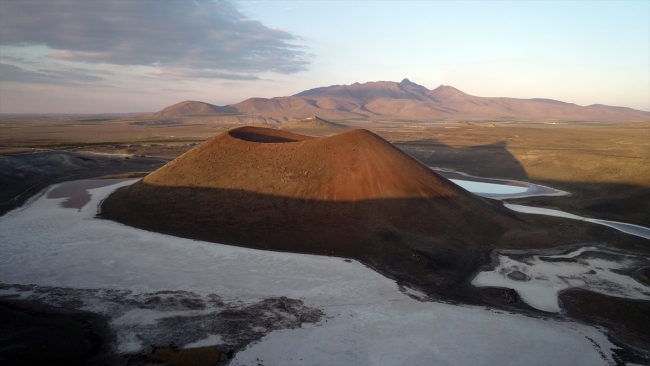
{"left": 148, "top": 79, "right": 649, "bottom": 122}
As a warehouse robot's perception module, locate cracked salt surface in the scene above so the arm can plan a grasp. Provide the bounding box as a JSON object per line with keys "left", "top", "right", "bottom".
{"left": 472, "top": 246, "right": 650, "bottom": 313}
{"left": 0, "top": 179, "right": 630, "bottom": 365}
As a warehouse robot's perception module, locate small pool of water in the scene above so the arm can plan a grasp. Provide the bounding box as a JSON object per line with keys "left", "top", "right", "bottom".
{"left": 432, "top": 167, "right": 568, "bottom": 199}
{"left": 450, "top": 179, "right": 528, "bottom": 195}
{"left": 434, "top": 167, "right": 650, "bottom": 240}
{"left": 47, "top": 178, "right": 135, "bottom": 209}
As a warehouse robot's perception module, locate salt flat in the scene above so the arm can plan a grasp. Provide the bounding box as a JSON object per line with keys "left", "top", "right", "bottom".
{"left": 0, "top": 180, "right": 626, "bottom": 365}
{"left": 473, "top": 246, "right": 650, "bottom": 313}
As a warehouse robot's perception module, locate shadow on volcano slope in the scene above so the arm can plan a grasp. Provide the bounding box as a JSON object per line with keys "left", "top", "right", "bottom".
{"left": 397, "top": 138, "right": 650, "bottom": 227}
{"left": 399, "top": 139, "right": 530, "bottom": 181}
{"left": 101, "top": 127, "right": 606, "bottom": 291}
{"left": 104, "top": 184, "right": 517, "bottom": 288}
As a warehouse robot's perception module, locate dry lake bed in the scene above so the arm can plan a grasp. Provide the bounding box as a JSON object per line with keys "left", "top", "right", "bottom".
{"left": 2, "top": 178, "right": 649, "bottom": 365}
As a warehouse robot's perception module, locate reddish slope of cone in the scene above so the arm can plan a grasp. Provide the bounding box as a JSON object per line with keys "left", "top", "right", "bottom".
{"left": 143, "top": 126, "right": 463, "bottom": 201}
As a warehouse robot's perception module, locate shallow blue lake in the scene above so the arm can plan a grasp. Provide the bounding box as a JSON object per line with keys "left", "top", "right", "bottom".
{"left": 450, "top": 179, "right": 528, "bottom": 195}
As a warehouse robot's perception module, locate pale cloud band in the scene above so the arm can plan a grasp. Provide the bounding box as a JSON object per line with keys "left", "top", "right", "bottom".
{"left": 150, "top": 68, "right": 260, "bottom": 81}
{"left": 0, "top": 0, "right": 309, "bottom": 83}
{"left": 0, "top": 63, "right": 106, "bottom": 87}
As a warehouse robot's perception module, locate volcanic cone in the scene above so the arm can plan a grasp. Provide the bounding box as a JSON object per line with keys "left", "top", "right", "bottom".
{"left": 102, "top": 126, "right": 525, "bottom": 287}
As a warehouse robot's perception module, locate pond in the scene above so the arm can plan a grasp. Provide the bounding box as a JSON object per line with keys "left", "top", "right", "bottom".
{"left": 449, "top": 179, "right": 528, "bottom": 195}
{"left": 432, "top": 167, "right": 569, "bottom": 199}
{"left": 434, "top": 167, "right": 650, "bottom": 240}
{"left": 47, "top": 178, "right": 135, "bottom": 209}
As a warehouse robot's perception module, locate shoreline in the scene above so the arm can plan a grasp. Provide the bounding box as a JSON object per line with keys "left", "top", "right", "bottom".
{"left": 2, "top": 178, "right": 645, "bottom": 364}
{"left": 2, "top": 150, "right": 649, "bottom": 361}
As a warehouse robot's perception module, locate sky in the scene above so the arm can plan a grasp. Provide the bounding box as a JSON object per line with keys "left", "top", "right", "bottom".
{"left": 0, "top": 0, "right": 648, "bottom": 114}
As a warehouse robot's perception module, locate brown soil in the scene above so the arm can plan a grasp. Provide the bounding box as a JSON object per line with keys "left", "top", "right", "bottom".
{"left": 143, "top": 126, "right": 465, "bottom": 201}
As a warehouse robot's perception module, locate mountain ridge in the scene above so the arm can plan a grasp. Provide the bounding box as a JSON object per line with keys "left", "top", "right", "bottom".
{"left": 150, "top": 100, "right": 238, "bottom": 118}
{"left": 150, "top": 80, "right": 649, "bottom": 122}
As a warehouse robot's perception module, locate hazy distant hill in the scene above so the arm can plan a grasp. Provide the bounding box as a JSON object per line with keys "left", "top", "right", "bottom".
{"left": 279, "top": 116, "right": 348, "bottom": 129}
{"left": 278, "top": 116, "right": 350, "bottom": 136}
{"left": 153, "top": 80, "right": 649, "bottom": 122}
{"left": 149, "top": 101, "right": 238, "bottom": 118}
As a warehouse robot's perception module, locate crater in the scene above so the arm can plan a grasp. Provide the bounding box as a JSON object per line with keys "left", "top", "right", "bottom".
{"left": 228, "top": 127, "right": 313, "bottom": 143}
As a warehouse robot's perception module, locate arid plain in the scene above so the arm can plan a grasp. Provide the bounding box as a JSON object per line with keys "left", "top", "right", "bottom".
{"left": 2, "top": 112, "right": 648, "bottom": 227}
{"left": 1, "top": 81, "right": 650, "bottom": 365}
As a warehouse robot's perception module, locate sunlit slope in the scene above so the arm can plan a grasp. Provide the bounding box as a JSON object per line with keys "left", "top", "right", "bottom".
{"left": 143, "top": 127, "right": 465, "bottom": 201}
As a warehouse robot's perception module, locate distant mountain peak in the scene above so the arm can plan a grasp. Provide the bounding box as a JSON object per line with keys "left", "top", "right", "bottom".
{"left": 432, "top": 85, "right": 461, "bottom": 92}
{"left": 428, "top": 85, "right": 467, "bottom": 100}
{"left": 399, "top": 78, "right": 429, "bottom": 91}
{"left": 150, "top": 100, "right": 236, "bottom": 117}
{"left": 293, "top": 85, "right": 339, "bottom": 97}
{"left": 399, "top": 78, "right": 419, "bottom": 86}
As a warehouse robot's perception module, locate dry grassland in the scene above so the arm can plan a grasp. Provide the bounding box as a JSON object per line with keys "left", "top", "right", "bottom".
{"left": 1, "top": 116, "right": 648, "bottom": 225}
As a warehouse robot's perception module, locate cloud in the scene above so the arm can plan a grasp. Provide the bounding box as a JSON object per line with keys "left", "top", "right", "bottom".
{"left": 0, "top": 54, "right": 37, "bottom": 65}
{"left": 150, "top": 69, "right": 260, "bottom": 80}
{"left": 0, "top": 0, "right": 309, "bottom": 75}
{"left": 0, "top": 63, "right": 105, "bottom": 86}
